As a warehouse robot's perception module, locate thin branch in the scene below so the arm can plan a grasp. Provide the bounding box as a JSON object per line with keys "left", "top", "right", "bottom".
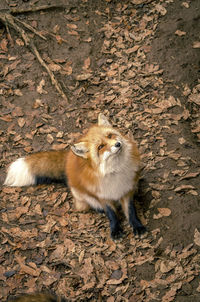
{"left": 15, "top": 18, "right": 47, "bottom": 40}
{"left": 8, "top": 5, "right": 66, "bottom": 15}
{"left": 31, "top": 42, "right": 68, "bottom": 102}
{"left": 0, "top": 12, "right": 68, "bottom": 103}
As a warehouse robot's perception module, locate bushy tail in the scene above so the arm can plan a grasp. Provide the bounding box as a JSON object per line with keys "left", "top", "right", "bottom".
{"left": 4, "top": 150, "right": 68, "bottom": 187}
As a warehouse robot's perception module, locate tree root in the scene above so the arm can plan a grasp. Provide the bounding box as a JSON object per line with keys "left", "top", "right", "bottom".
{"left": 3, "top": 4, "right": 65, "bottom": 15}
{"left": 0, "top": 7, "right": 68, "bottom": 103}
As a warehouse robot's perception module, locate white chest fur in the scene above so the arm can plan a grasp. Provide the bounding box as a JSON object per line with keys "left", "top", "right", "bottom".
{"left": 97, "top": 164, "right": 138, "bottom": 201}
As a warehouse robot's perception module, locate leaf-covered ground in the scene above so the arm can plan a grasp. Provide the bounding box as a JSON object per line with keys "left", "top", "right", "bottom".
{"left": 0, "top": 0, "right": 200, "bottom": 301}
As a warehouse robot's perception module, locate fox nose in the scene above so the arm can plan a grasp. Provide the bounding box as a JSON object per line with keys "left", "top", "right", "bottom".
{"left": 115, "top": 142, "right": 121, "bottom": 148}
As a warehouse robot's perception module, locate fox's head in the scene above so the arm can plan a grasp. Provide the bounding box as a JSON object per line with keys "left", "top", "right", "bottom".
{"left": 71, "top": 114, "right": 133, "bottom": 175}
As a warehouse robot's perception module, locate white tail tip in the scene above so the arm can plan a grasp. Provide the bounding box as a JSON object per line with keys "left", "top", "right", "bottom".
{"left": 4, "top": 158, "right": 36, "bottom": 187}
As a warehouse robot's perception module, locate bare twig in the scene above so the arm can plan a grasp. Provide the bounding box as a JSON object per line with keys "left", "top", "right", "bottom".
{"left": 8, "top": 5, "right": 65, "bottom": 15}
{"left": 31, "top": 42, "right": 68, "bottom": 102}
{"left": 0, "top": 12, "right": 68, "bottom": 103}
{"left": 5, "top": 22, "right": 14, "bottom": 46}
{"left": 15, "top": 18, "right": 47, "bottom": 40}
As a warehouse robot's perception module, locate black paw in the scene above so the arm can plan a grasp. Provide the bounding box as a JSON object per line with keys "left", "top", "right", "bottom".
{"left": 133, "top": 225, "right": 147, "bottom": 236}
{"left": 111, "top": 226, "right": 123, "bottom": 240}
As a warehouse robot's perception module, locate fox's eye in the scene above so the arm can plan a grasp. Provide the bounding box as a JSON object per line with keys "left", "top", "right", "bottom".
{"left": 107, "top": 133, "right": 112, "bottom": 139}
{"left": 98, "top": 144, "right": 105, "bottom": 151}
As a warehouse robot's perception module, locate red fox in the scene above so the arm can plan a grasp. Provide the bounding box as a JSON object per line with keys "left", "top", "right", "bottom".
{"left": 4, "top": 114, "right": 146, "bottom": 239}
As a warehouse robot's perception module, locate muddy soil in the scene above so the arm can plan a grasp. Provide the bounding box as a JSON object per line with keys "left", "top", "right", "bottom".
{"left": 0, "top": 0, "right": 199, "bottom": 301}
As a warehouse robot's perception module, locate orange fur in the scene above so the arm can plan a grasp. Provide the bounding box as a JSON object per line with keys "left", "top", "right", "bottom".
{"left": 26, "top": 150, "right": 68, "bottom": 179}
{"left": 66, "top": 122, "right": 140, "bottom": 211}
{"left": 4, "top": 114, "right": 145, "bottom": 238}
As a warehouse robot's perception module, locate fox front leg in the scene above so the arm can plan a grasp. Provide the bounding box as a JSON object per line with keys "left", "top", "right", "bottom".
{"left": 121, "top": 193, "right": 146, "bottom": 236}
{"left": 105, "top": 204, "right": 123, "bottom": 239}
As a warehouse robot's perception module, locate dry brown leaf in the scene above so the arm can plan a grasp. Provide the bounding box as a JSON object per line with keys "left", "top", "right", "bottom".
{"left": 34, "top": 204, "right": 42, "bottom": 215}
{"left": 132, "top": 0, "right": 146, "bottom": 4}
{"left": 162, "top": 289, "right": 177, "bottom": 302}
{"left": 172, "top": 169, "right": 185, "bottom": 176}
{"left": 12, "top": 107, "right": 24, "bottom": 117}
{"left": 2, "top": 187, "right": 21, "bottom": 194}
{"left": 50, "top": 245, "right": 66, "bottom": 262}
{"left": 55, "top": 35, "right": 63, "bottom": 44}
{"left": 168, "top": 153, "right": 181, "bottom": 160}
{"left": 152, "top": 191, "right": 161, "bottom": 199}
{"left": 56, "top": 131, "right": 64, "bottom": 138}
{"left": 155, "top": 4, "right": 167, "bottom": 15}
{"left": 158, "top": 208, "right": 171, "bottom": 216}
{"left": 76, "top": 73, "right": 92, "bottom": 81}
{"left": 160, "top": 260, "right": 176, "bottom": 273}
{"left": 2, "top": 226, "right": 38, "bottom": 238}
{"left": 155, "top": 97, "right": 178, "bottom": 110}
{"left": 64, "top": 238, "right": 75, "bottom": 253}
{"left": 67, "top": 24, "right": 77, "bottom": 29}
{"left": 178, "top": 137, "right": 186, "bottom": 145}
{"left": 48, "top": 63, "right": 61, "bottom": 72}
{"left": 16, "top": 38, "right": 24, "bottom": 46}
{"left": 9, "top": 59, "right": 21, "bottom": 71}
{"left": 68, "top": 30, "right": 79, "bottom": 36}
{"left": 84, "top": 37, "right": 92, "bottom": 42}
{"left": 14, "top": 89, "right": 23, "bottom": 96}
{"left": 192, "top": 124, "right": 200, "bottom": 133}
{"left": 79, "top": 258, "right": 94, "bottom": 284}
{"left": 187, "top": 190, "right": 198, "bottom": 196}
{"left": 82, "top": 280, "right": 96, "bottom": 291}
{"left": 181, "top": 2, "right": 190, "bottom": 8}
{"left": 7, "top": 205, "right": 29, "bottom": 220}
{"left": 107, "top": 69, "right": 118, "bottom": 77}
{"left": 24, "top": 278, "right": 37, "bottom": 291}
{"left": 39, "top": 217, "right": 56, "bottom": 233}
{"left": 126, "top": 45, "right": 140, "bottom": 54}
{"left": 189, "top": 93, "right": 200, "bottom": 106}
{"left": 83, "top": 57, "right": 91, "bottom": 70}
{"left": 180, "top": 171, "right": 200, "bottom": 180}
{"left": 105, "top": 260, "right": 119, "bottom": 271}
{"left": 154, "top": 208, "right": 171, "bottom": 219}
{"left": 53, "top": 24, "right": 60, "bottom": 34}
{"left": 175, "top": 184, "right": 195, "bottom": 192}
{"left": 175, "top": 30, "right": 186, "bottom": 36}
{"left": 1, "top": 212, "right": 8, "bottom": 223}
{"left": 0, "top": 115, "right": 12, "bottom": 122}
{"left": 62, "top": 62, "right": 73, "bottom": 75}
{"left": 194, "top": 228, "right": 200, "bottom": 247}
{"left": 47, "top": 134, "right": 54, "bottom": 144}
{"left": 33, "top": 99, "right": 43, "bottom": 109}
{"left": 37, "top": 79, "right": 48, "bottom": 94}
{"left": 0, "top": 38, "right": 8, "bottom": 52}
{"left": 79, "top": 250, "right": 85, "bottom": 264}
{"left": 107, "top": 297, "right": 115, "bottom": 302}
{"left": 17, "top": 118, "right": 25, "bottom": 128}
{"left": 43, "top": 274, "right": 60, "bottom": 286}
{"left": 178, "top": 244, "right": 196, "bottom": 259}
{"left": 15, "top": 255, "right": 40, "bottom": 277}
{"left": 56, "top": 213, "right": 68, "bottom": 226}
{"left": 193, "top": 41, "right": 200, "bottom": 48}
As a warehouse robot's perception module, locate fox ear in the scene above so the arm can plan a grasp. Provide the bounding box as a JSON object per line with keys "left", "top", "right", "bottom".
{"left": 71, "top": 142, "right": 89, "bottom": 158}
{"left": 98, "top": 113, "right": 111, "bottom": 126}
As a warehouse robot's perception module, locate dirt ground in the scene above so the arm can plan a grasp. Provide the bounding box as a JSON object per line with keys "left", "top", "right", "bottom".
{"left": 0, "top": 0, "right": 200, "bottom": 301}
